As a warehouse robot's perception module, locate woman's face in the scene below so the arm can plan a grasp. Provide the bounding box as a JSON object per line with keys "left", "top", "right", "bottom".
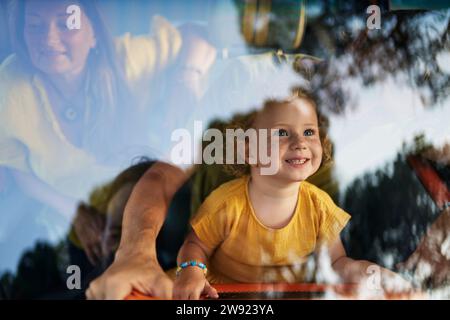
{"left": 23, "top": 0, "right": 96, "bottom": 76}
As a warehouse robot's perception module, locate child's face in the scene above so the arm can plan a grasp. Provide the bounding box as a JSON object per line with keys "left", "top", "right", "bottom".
{"left": 253, "top": 98, "right": 323, "bottom": 182}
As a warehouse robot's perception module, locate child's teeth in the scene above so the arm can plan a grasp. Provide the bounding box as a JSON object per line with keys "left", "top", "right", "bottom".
{"left": 288, "top": 159, "right": 307, "bottom": 164}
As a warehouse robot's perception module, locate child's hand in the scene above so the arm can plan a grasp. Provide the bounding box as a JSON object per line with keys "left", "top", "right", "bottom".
{"left": 358, "top": 264, "right": 413, "bottom": 295}
{"left": 378, "top": 267, "right": 414, "bottom": 293}
{"left": 356, "top": 265, "right": 415, "bottom": 298}
{"left": 172, "top": 267, "right": 219, "bottom": 300}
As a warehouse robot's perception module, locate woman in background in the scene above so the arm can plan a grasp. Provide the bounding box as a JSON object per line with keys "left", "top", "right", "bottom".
{"left": 0, "top": 0, "right": 215, "bottom": 272}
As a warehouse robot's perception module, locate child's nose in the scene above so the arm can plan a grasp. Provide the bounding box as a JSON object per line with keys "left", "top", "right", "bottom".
{"left": 289, "top": 134, "right": 307, "bottom": 150}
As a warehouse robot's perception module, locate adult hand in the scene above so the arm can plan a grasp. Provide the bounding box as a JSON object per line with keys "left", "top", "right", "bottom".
{"left": 86, "top": 252, "right": 173, "bottom": 300}
{"left": 86, "top": 161, "right": 190, "bottom": 300}
{"left": 73, "top": 203, "right": 105, "bottom": 266}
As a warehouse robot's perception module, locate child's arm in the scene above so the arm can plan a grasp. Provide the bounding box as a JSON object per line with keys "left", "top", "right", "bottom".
{"left": 172, "top": 230, "right": 219, "bottom": 300}
{"left": 327, "top": 237, "right": 412, "bottom": 292}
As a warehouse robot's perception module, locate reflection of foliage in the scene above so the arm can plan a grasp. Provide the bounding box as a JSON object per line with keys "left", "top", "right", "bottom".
{"left": 0, "top": 242, "right": 67, "bottom": 299}
{"left": 341, "top": 135, "right": 441, "bottom": 269}
{"left": 0, "top": 272, "right": 14, "bottom": 299}
{"left": 233, "top": 1, "right": 449, "bottom": 111}
{"left": 302, "top": 2, "right": 450, "bottom": 109}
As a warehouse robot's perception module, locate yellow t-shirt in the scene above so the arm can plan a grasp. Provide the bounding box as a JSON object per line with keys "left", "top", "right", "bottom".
{"left": 191, "top": 176, "right": 351, "bottom": 283}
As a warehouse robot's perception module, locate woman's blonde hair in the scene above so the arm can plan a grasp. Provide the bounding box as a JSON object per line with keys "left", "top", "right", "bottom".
{"left": 222, "top": 87, "right": 333, "bottom": 177}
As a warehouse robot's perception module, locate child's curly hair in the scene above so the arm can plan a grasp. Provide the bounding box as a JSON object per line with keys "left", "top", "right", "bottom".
{"left": 222, "top": 87, "right": 333, "bottom": 177}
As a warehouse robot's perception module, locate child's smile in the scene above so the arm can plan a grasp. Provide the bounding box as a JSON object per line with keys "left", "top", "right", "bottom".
{"left": 285, "top": 157, "right": 310, "bottom": 167}
{"left": 281, "top": 148, "right": 317, "bottom": 181}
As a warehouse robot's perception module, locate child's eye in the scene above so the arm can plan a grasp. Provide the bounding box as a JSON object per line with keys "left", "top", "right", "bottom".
{"left": 304, "top": 129, "right": 315, "bottom": 137}
{"left": 274, "top": 129, "right": 289, "bottom": 137}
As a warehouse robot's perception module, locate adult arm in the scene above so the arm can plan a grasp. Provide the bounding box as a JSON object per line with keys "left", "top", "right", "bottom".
{"left": 86, "top": 161, "right": 190, "bottom": 300}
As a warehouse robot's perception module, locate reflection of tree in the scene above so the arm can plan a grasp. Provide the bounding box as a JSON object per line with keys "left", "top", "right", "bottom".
{"left": 0, "top": 241, "right": 68, "bottom": 299}
{"left": 232, "top": 0, "right": 449, "bottom": 112}
{"left": 341, "top": 135, "right": 442, "bottom": 270}
{"left": 308, "top": 3, "right": 449, "bottom": 110}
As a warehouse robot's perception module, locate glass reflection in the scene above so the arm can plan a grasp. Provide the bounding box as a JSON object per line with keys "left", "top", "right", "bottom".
{"left": 0, "top": 0, "right": 449, "bottom": 299}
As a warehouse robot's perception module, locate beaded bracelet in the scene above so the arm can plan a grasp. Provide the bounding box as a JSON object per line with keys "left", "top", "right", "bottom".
{"left": 176, "top": 260, "right": 207, "bottom": 277}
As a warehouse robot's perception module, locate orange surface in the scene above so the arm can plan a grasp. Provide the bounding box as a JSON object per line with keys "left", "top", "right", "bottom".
{"left": 407, "top": 155, "right": 450, "bottom": 210}
{"left": 125, "top": 283, "right": 425, "bottom": 300}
